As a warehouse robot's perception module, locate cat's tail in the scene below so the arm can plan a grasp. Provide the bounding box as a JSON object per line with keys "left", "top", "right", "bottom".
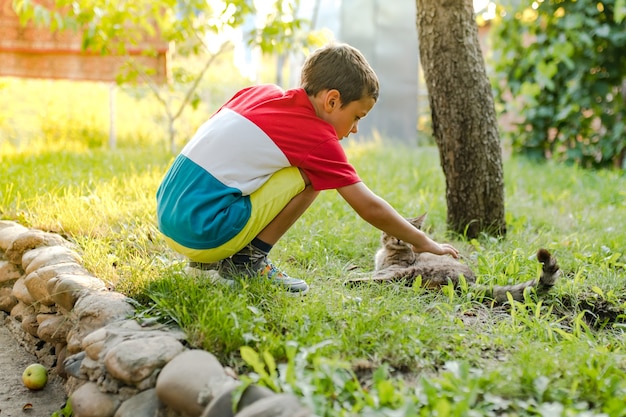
{"left": 481, "top": 248, "right": 561, "bottom": 303}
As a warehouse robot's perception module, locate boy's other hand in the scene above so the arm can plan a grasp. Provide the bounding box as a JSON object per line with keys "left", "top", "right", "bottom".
{"left": 439, "top": 243, "right": 460, "bottom": 259}
{"left": 410, "top": 242, "right": 460, "bottom": 259}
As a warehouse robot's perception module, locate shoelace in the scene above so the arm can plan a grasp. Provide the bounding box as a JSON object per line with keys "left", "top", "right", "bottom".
{"left": 261, "top": 262, "right": 286, "bottom": 279}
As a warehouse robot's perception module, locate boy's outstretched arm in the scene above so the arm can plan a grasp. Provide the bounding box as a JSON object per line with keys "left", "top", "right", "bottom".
{"left": 337, "top": 182, "right": 459, "bottom": 258}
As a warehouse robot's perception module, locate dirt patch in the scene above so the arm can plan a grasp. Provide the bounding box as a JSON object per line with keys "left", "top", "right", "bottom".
{"left": 0, "top": 323, "right": 67, "bottom": 417}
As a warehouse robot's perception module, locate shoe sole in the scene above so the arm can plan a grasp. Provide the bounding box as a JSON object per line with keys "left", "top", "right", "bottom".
{"left": 187, "top": 266, "right": 308, "bottom": 295}
{"left": 216, "top": 272, "right": 309, "bottom": 296}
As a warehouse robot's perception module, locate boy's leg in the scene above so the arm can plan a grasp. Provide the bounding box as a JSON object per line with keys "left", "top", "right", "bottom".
{"left": 219, "top": 169, "right": 318, "bottom": 294}
{"left": 256, "top": 181, "right": 318, "bottom": 245}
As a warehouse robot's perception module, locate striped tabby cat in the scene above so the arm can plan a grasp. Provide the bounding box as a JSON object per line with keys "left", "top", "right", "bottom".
{"left": 349, "top": 213, "right": 561, "bottom": 303}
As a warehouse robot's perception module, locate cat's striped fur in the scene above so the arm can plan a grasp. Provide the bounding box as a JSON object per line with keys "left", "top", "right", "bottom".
{"left": 349, "top": 213, "right": 561, "bottom": 303}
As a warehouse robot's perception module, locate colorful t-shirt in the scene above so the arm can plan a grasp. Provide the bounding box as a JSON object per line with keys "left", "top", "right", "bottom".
{"left": 156, "top": 84, "right": 361, "bottom": 249}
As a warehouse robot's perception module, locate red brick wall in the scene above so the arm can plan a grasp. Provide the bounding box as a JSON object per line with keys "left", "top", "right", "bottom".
{"left": 0, "top": 0, "right": 168, "bottom": 83}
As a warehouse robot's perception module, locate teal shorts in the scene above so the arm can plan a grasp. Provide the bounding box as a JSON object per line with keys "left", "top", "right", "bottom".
{"left": 164, "top": 166, "right": 305, "bottom": 263}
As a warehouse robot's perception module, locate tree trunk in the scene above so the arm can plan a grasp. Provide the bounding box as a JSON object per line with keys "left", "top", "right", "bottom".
{"left": 416, "top": 0, "right": 506, "bottom": 238}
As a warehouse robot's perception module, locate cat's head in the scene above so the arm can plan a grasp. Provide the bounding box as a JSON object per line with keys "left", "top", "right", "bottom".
{"left": 380, "top": 213, "right": 427, "bottom": 249}
{"left": 407, "top": 213, "right": 427, "bottom": 230}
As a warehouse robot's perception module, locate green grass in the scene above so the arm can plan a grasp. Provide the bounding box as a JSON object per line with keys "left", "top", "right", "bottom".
{"left": 2, "top": 78, "right": 626, "bottom": 416}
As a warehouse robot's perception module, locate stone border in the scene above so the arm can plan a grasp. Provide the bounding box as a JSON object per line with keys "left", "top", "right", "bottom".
{"left": 0, "top": 221, "right": 312, "bottom": 417}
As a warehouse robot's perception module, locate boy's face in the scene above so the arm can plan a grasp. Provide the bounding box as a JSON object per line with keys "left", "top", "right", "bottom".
{"left": 318, "top": 91, "right": 376, "bottom": 140}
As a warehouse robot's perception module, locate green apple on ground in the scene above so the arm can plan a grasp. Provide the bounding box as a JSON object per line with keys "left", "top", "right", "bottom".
{"left": 22, "top": 363, "right": 48, "bottom": 390}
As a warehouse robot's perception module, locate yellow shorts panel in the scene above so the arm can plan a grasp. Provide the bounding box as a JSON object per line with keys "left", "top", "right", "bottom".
{"left": 165, "top": 167, "right": 305, "bottom": 263}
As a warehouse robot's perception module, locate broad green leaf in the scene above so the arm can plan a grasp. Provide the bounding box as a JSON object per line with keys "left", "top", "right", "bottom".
{"left": 240, "top": 346, "right": 266, "bottom": 376}
{"left": 591, "top": 286, "right": 604, "bottom": 298}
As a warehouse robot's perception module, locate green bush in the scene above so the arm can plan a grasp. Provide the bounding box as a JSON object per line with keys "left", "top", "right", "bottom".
{"left": 490, "top": 0, "right": 626, "bottom": 169}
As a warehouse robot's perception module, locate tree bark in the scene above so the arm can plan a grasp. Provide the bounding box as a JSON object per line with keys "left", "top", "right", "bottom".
{"left": 416, "top": 0, "right": 506, "bottom": 238}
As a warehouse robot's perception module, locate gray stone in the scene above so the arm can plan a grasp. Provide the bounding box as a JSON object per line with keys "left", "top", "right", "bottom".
{"left": 65, "top": 376, "right": 88, "bottom": 398}
{"left": 201, "top": 385, "right": 275, "bottom": 417}
{"left": 36, "top": 313, "right": 55, "bottom": 324}
{"left": 0, "top": 220, "right": 21, "bottom": 230}
{"left": 71, "top": 381, "right": 120, "bottom": 417}
{"left": 20, "top": 313, "right": 39, "bottom": 337}
{"left": 5, "top": 229, "right": 69, "bottom": 264}
{"left": 156, "top": 350, "right": 233, "bottom": 417}
{"left": 56, "top": 343, "right": 69, "bottom": 378}
{"left": 197, "top": 367, "right": 240, "bottom": 407}
{"left": 48, "top": 273, "right": 107, "bottom": 312}
{"left": 0, "top": 260, "right": 21, "bottom": 285}
{"left": 37, "top": 313, "right": 74, "bottom": 345}
{"left": 74, "top": 291, "right": 136, "bottom": 326}
{"left": 80, "top": 354, "right": 111, "bottom": 389}
{"left": 37, "top": 303, "right": 58, "bottom": 314}
{"left": 0, "top": 220, "right": 22, "bottom": 231}
{"left": 86, "top": 356, "right": 117, "bottom": 392}
{"left": 64, "top": 351, "right": 87, "bottom": 379}
{"left": 82, "top": 327, "right": 108, "bottom": 361}
{"left": 74, "top": 291, "right": 135, "bottom": 329}
{"left": 114, "top": 388, "right": 163, "bottom": 417}
{"left": 22, "top": 245, "right": 83, "bottom": 275}
{"left": 66, "top": 292, "right": 136, "bottom": 354}
{"left": 0, "top": 222, "right": 29, "bottom": 252}
{"left": 10, "top": 301, "right": 35, "bottom": 322}
{"left": 82, "top": 320, "right": 187, "bottom": 365}
{"left": 103, "top": 336, "right": 185, "bottom": 389}
{"left": 233, "top": 393, "right": 311, "bottom": 417}
{"left": 12, "top": 276, "right": 35, "bottom": 306}
{"left": 25, "top": 262, "right": 89, "bottom": 306}
{"left": 0, "top": 286, "right": 18, "bottom": 313}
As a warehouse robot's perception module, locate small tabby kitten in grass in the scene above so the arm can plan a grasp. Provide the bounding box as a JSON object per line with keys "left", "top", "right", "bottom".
{"left": 349, "top": 213, "right": 561, "bottom": 303}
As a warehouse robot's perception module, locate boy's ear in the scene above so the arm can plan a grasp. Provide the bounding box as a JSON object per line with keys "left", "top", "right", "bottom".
{"left": 324, "top": 89, "right": 341, "bottom": 112}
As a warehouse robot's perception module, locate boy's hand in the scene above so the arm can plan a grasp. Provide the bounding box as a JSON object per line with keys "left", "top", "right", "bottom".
{"left": 438, "top": 243, "right": 459, "bottom": 259}
{"left": 413, "top": 242, "right": 459, "bottom": 259}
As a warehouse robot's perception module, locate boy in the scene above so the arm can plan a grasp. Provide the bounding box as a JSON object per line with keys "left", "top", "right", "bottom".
{"left": 156, "top": 42, "right": 459, "bottom": 295}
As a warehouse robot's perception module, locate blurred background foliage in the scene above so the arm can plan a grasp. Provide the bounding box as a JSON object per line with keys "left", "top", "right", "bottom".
{"left": 490, "top": 0, "right": 626, "bottom": 169}
{"left": 3, "top": 0, "right": 626, "bottom": 170}
{"left": 11, "top": 0, "right": 330, "bottom": 153}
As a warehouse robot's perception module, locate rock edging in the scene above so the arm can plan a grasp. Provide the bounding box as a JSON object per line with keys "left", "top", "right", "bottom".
{"left": 0, "top": 220, "right": 312, "bottom": 417}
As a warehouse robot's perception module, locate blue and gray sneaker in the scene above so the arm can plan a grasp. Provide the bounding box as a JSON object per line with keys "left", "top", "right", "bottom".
{"left": 218, "top": 244, "right": 309, "bottom": 295}
{"left": 256, "top": 258, "right": 309, "bottom": 294}
{"left": 184, "top": 261, "right": 221, "bottom": 281}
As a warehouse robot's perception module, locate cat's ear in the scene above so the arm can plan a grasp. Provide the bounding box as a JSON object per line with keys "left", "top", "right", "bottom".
{"left": 407, "top": 212, "right": 427, "bottom": 229}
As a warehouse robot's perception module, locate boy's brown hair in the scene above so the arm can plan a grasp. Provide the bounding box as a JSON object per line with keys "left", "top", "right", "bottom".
{"left": 300, "top": 43, "right": 379, "bottom": 107}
